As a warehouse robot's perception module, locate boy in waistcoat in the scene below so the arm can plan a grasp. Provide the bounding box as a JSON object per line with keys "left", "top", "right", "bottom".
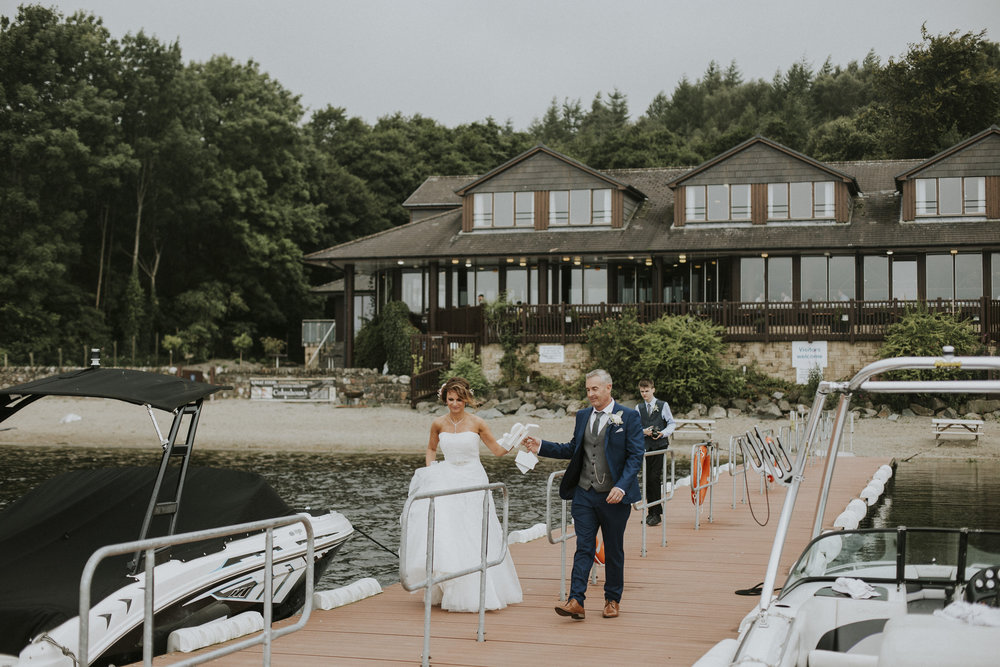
{"left": 637, "top": 379, "right": 676, "bottom": 526}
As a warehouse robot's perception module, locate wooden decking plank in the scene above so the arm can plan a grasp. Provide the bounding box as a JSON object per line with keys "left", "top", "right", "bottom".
{"left": 141, "top": 456, "right": 888, "bottom": 666}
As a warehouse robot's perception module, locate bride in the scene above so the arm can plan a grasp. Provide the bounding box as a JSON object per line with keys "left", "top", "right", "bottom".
{"left": 400, "top": 376, "right": 522, "bottom": 612}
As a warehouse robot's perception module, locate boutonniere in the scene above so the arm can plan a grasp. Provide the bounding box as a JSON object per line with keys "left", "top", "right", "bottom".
{"left": 608, "top": 411, "right": 623, "bottom": 426}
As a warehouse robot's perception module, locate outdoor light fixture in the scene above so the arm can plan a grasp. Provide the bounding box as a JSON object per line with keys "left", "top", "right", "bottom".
{"left": 451, "top": 258, "right": 460, "bottom": 264}
{"left": 950, "top": 249, "right": 958, "bottom": 255}
{"left": 519, "top": 257, "right": 526, "bottom": 266}
{"left": 397, "top": 260, "right": 404, "bottom": 265}
{"left": 761, "top": 252, "right": 768, "bottom": 258}
{"left": 886, "top": 250, "right": 893, "bottom": 256}
{"left": 679, "top": 254, "right": 687, "bottom": 263}
{"left": 573, "top": 256, "right": 581, "bottom": 265}
{"left": 465, "top": 260, "right": 472, "bottom": 267}
{"left": 506, "top": 257, "right": 514, "bottom": 263}
{"left": 645, "top": 257, "right": 653, "bottom": 266}
{"left": 562, "top": 256, "right": 570, "bottom": 262}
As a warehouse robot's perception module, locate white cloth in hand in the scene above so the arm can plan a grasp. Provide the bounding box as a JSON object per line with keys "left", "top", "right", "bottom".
{"left": 515, "top": 449, "right": 538, "bottom": 474}
{"left": 832, "top": 577, "right": 878, "bottom": 599}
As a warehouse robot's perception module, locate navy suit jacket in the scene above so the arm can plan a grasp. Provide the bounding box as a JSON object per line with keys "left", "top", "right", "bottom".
{"left": 539, "top": 401, "right": 645, "bottom": 504}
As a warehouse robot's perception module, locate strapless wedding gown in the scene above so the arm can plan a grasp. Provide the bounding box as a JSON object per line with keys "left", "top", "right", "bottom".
{"left": 401, "top": 431, "right": 522, "bottom": 611}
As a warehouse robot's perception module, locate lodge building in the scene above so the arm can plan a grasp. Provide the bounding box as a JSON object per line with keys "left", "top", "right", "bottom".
{"left": 305, "top": 127, "right": 1000, "bottom": 392}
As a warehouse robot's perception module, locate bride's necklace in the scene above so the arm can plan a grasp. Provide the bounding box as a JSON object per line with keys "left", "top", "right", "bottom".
{"left": 449, "top": 414, "right": 466, "bottom": 432}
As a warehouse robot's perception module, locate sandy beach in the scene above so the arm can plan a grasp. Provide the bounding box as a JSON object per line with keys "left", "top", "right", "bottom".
{"left": 1, "top": 396, "right": 998, "bottom": 461}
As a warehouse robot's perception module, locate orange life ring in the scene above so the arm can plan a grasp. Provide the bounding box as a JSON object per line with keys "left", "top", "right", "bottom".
{"left": 691, "top": 445, "right": 711, "bottom": 506}
{"left": 594, "top": 534, "right": 606, "bottom": 565}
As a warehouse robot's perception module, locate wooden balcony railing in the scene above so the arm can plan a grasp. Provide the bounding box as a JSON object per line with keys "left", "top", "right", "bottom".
{"left": 428, "top": 298, "right": 1000, "bottom": 346}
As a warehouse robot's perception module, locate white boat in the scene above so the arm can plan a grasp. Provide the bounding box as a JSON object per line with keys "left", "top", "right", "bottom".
{"left": 0, "top": 356, "right": 354, "bottom": 666}
{"left": 697, "top": 348, "right": 1000, "bottom": 667}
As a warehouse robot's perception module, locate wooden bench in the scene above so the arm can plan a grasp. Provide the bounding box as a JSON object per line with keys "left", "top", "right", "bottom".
{"left": 931, "top": 418, "right": 984, "bottom": 441}
{"left": 673, "top": 419, "right": 715, "bottom": 441}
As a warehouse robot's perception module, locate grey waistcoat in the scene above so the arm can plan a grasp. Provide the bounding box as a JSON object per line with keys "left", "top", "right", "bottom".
{"left": 578, "top": 416, "right": 612, "bottom": 493}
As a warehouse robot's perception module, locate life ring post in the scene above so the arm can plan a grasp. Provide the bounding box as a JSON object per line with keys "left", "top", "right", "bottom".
{"left": 691, "top": 441, "right": 719, "bottom": 529}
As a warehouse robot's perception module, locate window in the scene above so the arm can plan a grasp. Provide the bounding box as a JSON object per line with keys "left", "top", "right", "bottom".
{"left": 863, "top": 256, "right": 889, "bottom": 300}
{"left": 550, "top": 188, "right": 613, "bottom": 225}
{"left": 927, "top": 253, "right": 983, "bottom": 300}
{"left": 740, "top": 257, "right": 765, "bottom": 302}
{"left": 686, "top": 184, "right": 751, "bottom": 221}
{"left": 915, "top": 177, "right": 986, "bottom": 216}
{"left": 473, "top": 191, "right": 534, "bottom": 228}
{"left": 768, "top": 257, "right": 792, "bottom": 302}
{"left": 731, "top": 184, "right": 751, "bottom": 219}
{"left": 515, "top": 192, "right": 534, "bottom": 226}
{"left": 801, "top": 256, "right": 854, "bottom": 301}
{"left": 473, "top": 193, "right": 492, "bottom": 227}
{"left": 685, "top": 186, "right": 706, "bottom": 221}
{"left": 768, "top": 181, "right": 835, "bottom": 219}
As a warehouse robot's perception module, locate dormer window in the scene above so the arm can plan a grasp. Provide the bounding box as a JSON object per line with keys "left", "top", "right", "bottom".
{"left": 685, "top": 184, "right": 752, "bottom": 221}
{"left": 473, "top": 192, "right": 535, "bottom": 228}
{"left": 768, "top": 181, "right": 834, "bottom": 219}
{"left": 915, "top": 177, "right": 986, "bottom": 216}
{"left": 549, "top": 188, "right": 612, "bottom": 225}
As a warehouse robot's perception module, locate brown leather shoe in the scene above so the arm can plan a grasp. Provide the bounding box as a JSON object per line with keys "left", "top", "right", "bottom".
{"left": 554, "top": 598, "right": 585, "bottom": 620}
{"left": 603, "top": 599, "right": 620, "bottom": 618}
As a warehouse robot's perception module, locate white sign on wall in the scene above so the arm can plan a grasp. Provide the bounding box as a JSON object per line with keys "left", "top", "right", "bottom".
{"left": 538, "top": 344, "right": 565, "bottom": 364}
{"left": 791, "top": 340, "right": 828, "bottom": 384}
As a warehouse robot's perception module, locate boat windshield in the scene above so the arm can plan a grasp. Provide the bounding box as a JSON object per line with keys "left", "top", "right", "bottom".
{"left": 782, "top": 527, "right": 1000, "bottom": 598}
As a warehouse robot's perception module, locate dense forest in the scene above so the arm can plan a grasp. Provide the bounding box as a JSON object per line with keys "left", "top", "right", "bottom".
{"left": 1, "top": 4, "right": 999, "bottom": 365}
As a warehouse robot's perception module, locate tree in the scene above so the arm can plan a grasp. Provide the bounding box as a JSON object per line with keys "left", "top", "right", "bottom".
{"left": 876, "top": 27, "right": 1000, "bottom": 158}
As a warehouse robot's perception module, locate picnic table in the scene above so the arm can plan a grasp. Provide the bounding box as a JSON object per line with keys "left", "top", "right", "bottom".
{"left": 673, "top": 419, "right": 715, "bottom": 441}
{"left": 932, "top": 418, "right": 984, "bottom": 441}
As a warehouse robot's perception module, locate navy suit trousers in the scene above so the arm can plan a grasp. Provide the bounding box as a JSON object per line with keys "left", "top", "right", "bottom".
{"left": 569, "top": 486, "right": 631, "bottom": 605}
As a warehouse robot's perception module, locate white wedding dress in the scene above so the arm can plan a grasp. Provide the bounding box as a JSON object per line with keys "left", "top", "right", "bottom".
{"left": 401, "top": 431, "right": 522, "bottom": 611}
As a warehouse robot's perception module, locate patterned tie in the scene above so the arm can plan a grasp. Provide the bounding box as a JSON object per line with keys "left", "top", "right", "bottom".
{"left": 648, "top": 402, "right": 656, "bottom": 416}
{"left": 592, "top": 411, "right": 602, "bottom": 436}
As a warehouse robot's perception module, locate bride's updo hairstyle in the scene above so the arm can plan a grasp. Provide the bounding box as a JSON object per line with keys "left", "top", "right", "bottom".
{"left": 439, "top": 376, "right": 478, "bottom": 407}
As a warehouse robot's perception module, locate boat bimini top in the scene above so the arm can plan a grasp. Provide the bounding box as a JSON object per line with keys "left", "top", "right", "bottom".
{"left": 0, "top": 351, "right": 231, "bottom": 571}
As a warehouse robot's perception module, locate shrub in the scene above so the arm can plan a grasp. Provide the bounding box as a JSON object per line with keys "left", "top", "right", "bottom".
{"left": 875, "top": 307, "right": 985, "bottom": 409}
{"left": 439, "top": 344, "right": 490, "bottom": 397}
{"left": 633, "top": 314, "right": 742, "bottom": 407}
{"left": 584, "top": 308, "right": 644, "bottom": 389}
{"left": 484, "top": 294, "right": 529, "bottom": 384}
{"left": 352, "top": 300, "right": 418, "bottom": 373}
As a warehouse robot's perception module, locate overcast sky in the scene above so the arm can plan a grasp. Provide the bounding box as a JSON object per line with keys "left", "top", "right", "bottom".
{"left": 4, "top": 0, "right": 999, "bottom": 129}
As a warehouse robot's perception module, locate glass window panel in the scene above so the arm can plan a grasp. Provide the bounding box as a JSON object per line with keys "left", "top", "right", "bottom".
{"left": 915, "top": 179, "right": 936, "bottom": 215}
{"left": 768, "top": 257, "right": 793, "bottom": 301}
{"left": 939, "top": 178, "right": 962, "bottom": 215}
{"left": 741, "top": 257, "right": 765, "bottom": 302}
{"left": 528, "top": 267, "right": 538, "bottom": 305}
{"left": 955, "top": 254, "right": 983, "bottom": 299}
{"left": 568, "top": 266, "right": 583, "bottom": 303}
{"left": 814, "top": 182, "right": 835, "bottom": 217}
{"left": 569, "top": 189, "right": 591, "bottom": 224}
{"left": 992, "top": 254, "right": 1000, "bottom": 299}
{"left": 686, "top": 186, "right": 706, "bottom": 221}
{"left": 493, "top": 192, "right": 513, "bottom": 227}
{"left": 493, "top": 192, "right": 514, "bottom": 227}
{"left": 965, "top": 177, "right": 986, "bottom": 214}
{"left": 768, "top": 183, "right": 788, "bottom": 218}
{"left": 829, "top": 256, "right": 854, "bottom": 300}
{"left": 583, "top": 264, "right": 607, "bottom": 303}
{"left": 731, "top": 184, "right": 751, "bottom": 219}
{"left": 864, "top": 255, "right": 889, "bottom": 300}
{"left": 438, "top": 269, "right": 447, "bottom": 307}
{"left": 401, "top": 271, "right": 423, "bottom": 313}
{"left": 800, "top": 256, "right": 828, "bottom": 301}
{"left": 789, "top": 182, "right": 812, "bottom": 219}
{"left": 593, "top": 189, "right": 612, "bottom": 223}
{"left": 473, "top": 193, "right": 492, "bottom": 227}
{"left": 925, "top": 254, "right": 953, "bottom": 300}
{"left": 475, "top": 266, "right": 499, "bottom": 302}
{"left": 892, "top": 259, "right": 917, "bottom": 300}
{"left": 549, "top": 191, "right": 569, "bottom": 225}
{"left": 707, "top": 184, "right": 729, "bottom": 220}
{"left": 505, "top": 268, "right": 528, "bottom": 304}
{"left": 515, "top": 191, "right": 534, "bottom": 227}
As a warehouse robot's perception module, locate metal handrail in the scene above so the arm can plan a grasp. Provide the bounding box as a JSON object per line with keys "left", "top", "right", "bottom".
{"left": 399, "top": 481, "right": 509, "bottom": 667}
{"left": 79, "top": 514, "right": 316, "bottom": 667}
{"left": 637, "top": 448, "right": 675, "bottom": 556}
{"left": 728, "top": 434, "right": 748, "bottom": 508}
{"left": 691, "top": 441, "right": 720, "bottom": 530}
{"left": 545, "top": 470, "right": 574, "bottom": 601}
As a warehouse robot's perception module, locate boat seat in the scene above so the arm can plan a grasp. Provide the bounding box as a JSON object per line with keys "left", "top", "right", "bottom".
{"left": 876, "top": 614, "right": 1000, "bottom": 666}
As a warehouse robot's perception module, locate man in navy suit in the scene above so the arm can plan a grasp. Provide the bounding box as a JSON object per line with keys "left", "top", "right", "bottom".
{"left": 524, "top": 369, "right": 644, "bottom": 620}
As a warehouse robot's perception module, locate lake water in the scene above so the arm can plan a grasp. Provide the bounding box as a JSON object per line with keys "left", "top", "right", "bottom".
{"left": 4, "top": 446, "right": 998, "bottom": 592}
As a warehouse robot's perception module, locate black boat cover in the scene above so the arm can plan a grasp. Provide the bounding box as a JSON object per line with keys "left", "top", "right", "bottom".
{"left": 0, "top": 466, "right": 294, "bottom": 655}
{"left": 0, "top": 367, "right": 229, "bottom": 421}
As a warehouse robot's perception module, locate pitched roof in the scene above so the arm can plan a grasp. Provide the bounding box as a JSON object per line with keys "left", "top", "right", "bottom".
{"left": 894, "top": 125, "right": 1000, "bottom": 181}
